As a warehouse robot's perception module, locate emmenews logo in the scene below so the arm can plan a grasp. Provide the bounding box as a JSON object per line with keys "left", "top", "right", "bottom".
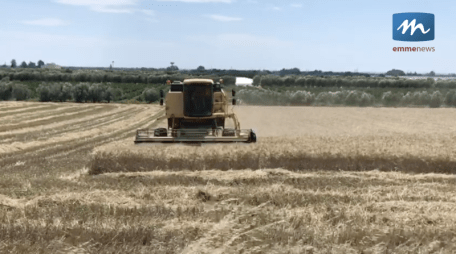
{"left": 393, "top": 12, "right": 434, "bottom": 42}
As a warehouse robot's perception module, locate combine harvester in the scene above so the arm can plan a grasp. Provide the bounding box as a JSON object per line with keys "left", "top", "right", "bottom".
{"left": 135, "top": 79, "right": 256, "bottom": 144}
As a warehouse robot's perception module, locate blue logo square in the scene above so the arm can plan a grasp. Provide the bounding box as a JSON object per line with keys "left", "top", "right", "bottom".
{"left": 393, "top": 13, "right": 434, "bottom": 41}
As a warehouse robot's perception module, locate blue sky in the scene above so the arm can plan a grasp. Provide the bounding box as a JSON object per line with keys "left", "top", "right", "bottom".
{"left": 1, "top": 0, "right": 454, "bottom": 73}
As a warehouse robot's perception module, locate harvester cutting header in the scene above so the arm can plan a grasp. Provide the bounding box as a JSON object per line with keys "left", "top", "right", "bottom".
{"left": 135, "top": 79, "right": 256, "bottom": 144}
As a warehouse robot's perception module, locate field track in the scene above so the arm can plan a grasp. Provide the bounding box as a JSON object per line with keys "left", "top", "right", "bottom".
{"left": 1, "top": 102, "right": 456, "bottom": 253}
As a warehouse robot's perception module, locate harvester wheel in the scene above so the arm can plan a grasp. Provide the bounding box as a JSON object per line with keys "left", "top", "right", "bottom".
{"left": 222, "top": 128, "right": 236, "bottom": 137}
{"left": 154, "top": 128, "right": 168, "bottom": 137}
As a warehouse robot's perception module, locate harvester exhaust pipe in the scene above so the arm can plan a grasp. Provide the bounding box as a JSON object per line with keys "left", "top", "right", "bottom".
{"left": 232, "top": 89, "right": 236, "bottom": 105}
{"left": 159, "top": 89, "right": 164, "bottom": 106}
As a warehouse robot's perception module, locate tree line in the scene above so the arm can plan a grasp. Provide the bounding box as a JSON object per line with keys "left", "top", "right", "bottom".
{"left": 36, "top": 83, "right": 123, "bottom": 103}
{"left": 237, "top": 88, "right": 456, "bottom": 108}
{"left": 251, "top": 75, "right": 456, "bottom": 89}
{"left": 0, "top": 79, "right": 167, "bottom": 103}
{"left": 3, "top": 77, "right": 456, "bottom": 108}
{"left": 3, "top": 67, "right": 456, "bottom": 89}
{"left": 3, "top": 59, "right": 46, "bottom": 69}
{"left": 0, "top": 68, "right": 238, "bottom": 86}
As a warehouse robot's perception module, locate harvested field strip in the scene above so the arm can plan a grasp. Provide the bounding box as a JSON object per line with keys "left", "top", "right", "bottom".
{"left": 93, "top": 169, "right": 456, "bottom": 191}
{"left": 85, "top": 172, "right": 456, "bottom": 207}
{"left": 2, "top": 169, "right": 456, "bottom": 253}
{"left": 0, "top": 102, "right": 46, "bottom": 110}
{"left": 1, "top": 102, "right": 456, "bottom": 253}
{"left": 91, "top": 149, "right": 456, "bottom": 174}
{"left": 0, "top": 103, "right": 49, "bottom": 113}
{"left": 0, "top": 107, "right": 158, "bottom": 157}
{"left": 1, "top": 104, "right": 92, "bottom": 124}
{"left": 0, "top": 102, "right": 30, "bottom": 110}
{"left": 41, "top": 109, "right": 164, "bottom": 160}
{"left": 234, "top": 106, "right": 456, "bottom": 137}
{"left": 0, "top": 104, "right": 60, "bottom": 118}
{"left": 0, "top": 109, "right": 164, "bottom": 167}
{"left": 0, "top": 105, "right": 127, "bottom": 138}
{"left": 0, "top": 105, "right": 114, "bottom": 133}
{"left": 0, "top": 107, "right": 141, "bottom": 144}
{"left": 0, "top": 105, "right": 107, "bottom": 129}
{"left": 41, "top": 109, "right": 165, "bottom": 162}
{"left": 90, "top": 136, "right": 456, "bottom": 175}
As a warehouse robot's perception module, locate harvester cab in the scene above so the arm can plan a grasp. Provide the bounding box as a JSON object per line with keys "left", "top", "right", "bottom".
{"left": 134, "top": 79, "right": 256, "bottom": 144}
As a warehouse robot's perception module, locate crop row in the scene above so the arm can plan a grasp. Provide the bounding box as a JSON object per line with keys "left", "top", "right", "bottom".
{"left": 89, "top": 136, "right": 456, "bottom": 175}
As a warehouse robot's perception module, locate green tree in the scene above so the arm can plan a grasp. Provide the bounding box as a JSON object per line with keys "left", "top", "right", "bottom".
{"left": 444, "top": 90, "right": 456, "bottom": 106}
{"left": 111, "top": 87, "right": 123, "bottom": 101}
{"left": 72, "top": 83, "right": 90, "bottom": 102}
{"left": 11, "top": 59, "right": 17, "bottom": 68}
{"left": 429, "top": 91, "right": 443, "bottom": 108}
{"left": 167, "top": 62, "right": 179, "bottom": 71}
{"left": 252, "top": 75, "right": 261, "bottom": 86}
{"left": 0, "top": 82, "right": 13, "bottom": 100}
{"left": 37, "top": 85, "right": 51, "bottom": 102}
{"left": 386, "top": 69, "right": 405, "bottom": 76}
{"left": 20, "top": 61, "right": 27, "bottom": 68}
{"left": 143, "top": 88, "right": 160, "bottom": 103}
{"left": 88, "top": 83, "right": 105, "bottom": 102}
{"left": 197, "top": 66, "right": 205, "bottom": 72}
{"left": 12, "top": 83, "right": 31, "bottom": 101}
{"left": 103, "top": 87, "right": 114, "bottom": 103}
{"left": 37, "top": 60, "right": 45, "bottom": 68}
{"left": 28, "top": 61, "right": 36, "bottom": 68}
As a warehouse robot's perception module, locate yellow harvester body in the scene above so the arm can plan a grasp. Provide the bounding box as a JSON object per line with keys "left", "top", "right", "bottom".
{"left": 134, "top": 79, "right": 256, "bottom": 144}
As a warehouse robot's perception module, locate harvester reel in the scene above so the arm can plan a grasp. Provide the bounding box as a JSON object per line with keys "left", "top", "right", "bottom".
{"left": 154, "top": 128, "right": 168, "bottom": 137}
{"left": 222, "top": 128, "right": 236, "bottom": 137}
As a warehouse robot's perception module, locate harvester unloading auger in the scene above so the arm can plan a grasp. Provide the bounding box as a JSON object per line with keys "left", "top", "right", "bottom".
{"left": 134, "top": 79, "right": 256, "bottom": 144}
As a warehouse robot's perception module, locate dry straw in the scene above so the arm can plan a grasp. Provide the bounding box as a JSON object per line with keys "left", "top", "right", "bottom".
{"left": 89, "top": 136, "right": 456, "bottom": 175}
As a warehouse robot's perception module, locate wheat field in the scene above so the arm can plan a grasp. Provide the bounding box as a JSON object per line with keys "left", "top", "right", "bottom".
{"left": 1, "top": 102, "right": 456, "bottom": 253}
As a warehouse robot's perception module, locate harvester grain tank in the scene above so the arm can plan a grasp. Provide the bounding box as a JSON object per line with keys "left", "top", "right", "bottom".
{"left": 134, "top": 79, "right": 256, "bottom": 144}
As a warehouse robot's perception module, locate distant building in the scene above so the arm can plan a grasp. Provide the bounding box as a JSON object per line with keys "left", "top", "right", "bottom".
{"left": 235, "top": 77, "right": 253, "bottom": 86}
{"left": 42, "top": 63, "right": 61, "bottom": 69}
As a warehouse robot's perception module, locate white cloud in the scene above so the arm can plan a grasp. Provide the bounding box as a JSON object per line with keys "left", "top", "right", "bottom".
{"left": 157, "top": 0, "right": 233, "bottom": 2}
{"left": 217, "top": 34, "right": 292, "bottom": 47}
{"left": 266, "top": 5, "right": 281, "bottom": 11}
{"left": 188, "top": 33, "right": 293, "bottom": 48}
{"left": 54, "top": 0, "right": 153, "bottom": 15}
{"left": 145, "top": 17, "right": 159, "bottom": 23}
{"left": 54, "top": 0, "right": 138, "bottom": 6}
{"left": 290, "top": 3, "right": 302, "bottom": 8}
{"left": 90, "top": 6, "right": 134, "bottom": 13}
{"left": 206, "top": 15, "right": 242, "bottom": 22}
{"left": 21, "top": 18, "right": 69, "bottom": 26}
{"left": 140, "top": 9, "right": 155, "bottom": 16}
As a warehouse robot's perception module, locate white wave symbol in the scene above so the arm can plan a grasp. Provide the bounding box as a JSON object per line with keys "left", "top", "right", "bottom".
{"left": 398, "top": 19, "right": 430, "bottom": 35}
